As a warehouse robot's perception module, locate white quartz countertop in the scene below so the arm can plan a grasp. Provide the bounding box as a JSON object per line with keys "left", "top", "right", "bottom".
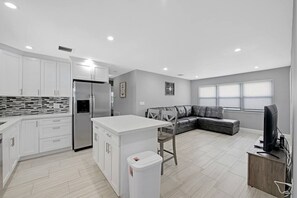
{"left": 91, "top": 115, "right": 171, "bottom": 135}
{"left": 0, "top": 113, "right": 72, "bottom": 133}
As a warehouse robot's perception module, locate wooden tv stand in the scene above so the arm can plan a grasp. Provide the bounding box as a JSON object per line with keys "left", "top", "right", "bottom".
{"left": 247, "top": 137, "right": 287, "bottom": 198}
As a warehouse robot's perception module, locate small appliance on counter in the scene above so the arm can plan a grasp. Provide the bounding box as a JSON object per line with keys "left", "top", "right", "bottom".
{"left": 73, "top": 80, "right": 111, "bottom": 151}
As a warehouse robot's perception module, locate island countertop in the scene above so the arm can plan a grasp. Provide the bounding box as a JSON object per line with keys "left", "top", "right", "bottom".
{"left": 91, "top": 115, "right": 170, "bottom": 135}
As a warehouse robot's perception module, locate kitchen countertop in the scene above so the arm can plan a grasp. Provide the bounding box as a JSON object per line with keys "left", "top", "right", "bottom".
{"left": 0, "top": 113, "right": 72, "bottom": 132}
{"left": 91, "top": 115, "right": 171, "bottom": 136}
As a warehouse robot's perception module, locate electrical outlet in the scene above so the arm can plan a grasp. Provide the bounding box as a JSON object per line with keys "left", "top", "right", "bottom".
{"left": 139, "top": 101, "right": 145, "bottom": 106}
{"left": 54, "top": 103, "right": 60, "bottom": 109}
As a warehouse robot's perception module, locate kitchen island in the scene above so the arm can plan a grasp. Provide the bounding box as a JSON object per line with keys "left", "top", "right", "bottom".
{"left": 91, "top": 115, "right": 170, "bottom": 198}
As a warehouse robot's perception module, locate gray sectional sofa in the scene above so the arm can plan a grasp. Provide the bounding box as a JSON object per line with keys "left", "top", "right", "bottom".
{"left": 146, "top": 105, "right": 240, "bottom": 135}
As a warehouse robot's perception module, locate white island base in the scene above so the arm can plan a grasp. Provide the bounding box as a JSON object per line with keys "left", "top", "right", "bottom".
{"left": 91, "top": 115, "right": 170, "bottom": 198}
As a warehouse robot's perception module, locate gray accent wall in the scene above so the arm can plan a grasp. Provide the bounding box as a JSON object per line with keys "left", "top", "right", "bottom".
{"left": 191, "top": 67, "right": 291, "bottom": 133}
{"left": 113, "top": 70, "right": 191, "bottom": 116}
{"left": 134, "top": 70, "right": 191, "bottom": 116}
{"left": 113, "top": 70, "right": 137, "bottom": 115}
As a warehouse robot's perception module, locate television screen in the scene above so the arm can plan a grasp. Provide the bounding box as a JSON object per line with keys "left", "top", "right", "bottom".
{"left": 263, "top": 104, "right": 278, "bottom": 152}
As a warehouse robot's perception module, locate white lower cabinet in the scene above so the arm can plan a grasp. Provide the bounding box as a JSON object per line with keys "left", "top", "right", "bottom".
{"left": 20, "top": 116, "right": 71, "bottom": 156}
{"left": 20, "top": 120, "right": 39, "bottom": 157}
{"left": 93, "top": 124, "right": 119, "bottom": 195}
{"left": 2, "top": 122, "right": 20, "bottom": 186}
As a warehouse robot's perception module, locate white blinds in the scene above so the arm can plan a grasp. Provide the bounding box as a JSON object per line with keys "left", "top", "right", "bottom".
{"left": 218, "top": 84, "right": 240, "bottom": 97}
{"left": 199, "top": 86, "right": 216, "bottom": 98}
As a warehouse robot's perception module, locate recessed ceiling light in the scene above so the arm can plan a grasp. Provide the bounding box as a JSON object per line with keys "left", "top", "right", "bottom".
{"left": 25, "top": 46, "right": 32, "bottom": 50}
{"left": 195, "top": 75, "right": 199, "bottom": 78}
{"left": 254, "top": 66, "right": 259, "bottom": 69}
{"left": 4, "top": 2, "right": 17, "bottom": 9}
{"left": 234, "top": 48, "right": 242, "bottom": 52}
{"left": 107, "top": 36, "right": 114, "bottom": 41}
{"left": 108, "top": 74, "right": 112, "bottom": 77}
{"left": 163, "top": 67, "right": 168, "bottom": 71}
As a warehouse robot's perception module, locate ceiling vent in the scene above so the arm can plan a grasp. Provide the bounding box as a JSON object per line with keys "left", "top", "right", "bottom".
{"left": 58, "top": 46, "right": 72, "bottom": 53}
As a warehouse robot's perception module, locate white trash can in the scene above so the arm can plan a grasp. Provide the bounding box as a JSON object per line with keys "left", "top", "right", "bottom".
{"left": 127, "top": 151, "right": 163, "bottom": 198}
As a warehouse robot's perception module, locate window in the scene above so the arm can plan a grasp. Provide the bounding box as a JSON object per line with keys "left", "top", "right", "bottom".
{"left": 218, "top": 84, "right": 240, "bottom": 110}
{"left": 198, "top": 86, "right": 216, "bottom": 106}
{"left": 243, "top": 81, "right": 273, "bottom": 111}
{"left": 198, "top": 80, "right": 273, "bottom": 111}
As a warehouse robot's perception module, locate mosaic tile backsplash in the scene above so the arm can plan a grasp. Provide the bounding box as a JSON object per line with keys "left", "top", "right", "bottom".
{"left": 0, "top": 97, "right": 70, "bottom": 117}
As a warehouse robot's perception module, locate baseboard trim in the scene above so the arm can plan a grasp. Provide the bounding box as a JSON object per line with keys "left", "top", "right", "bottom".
{"left": 240, "top": 127, "right": 263, "bottom": 135}
{"left": 19, "top": 147, "right": 72, "bottom": 161}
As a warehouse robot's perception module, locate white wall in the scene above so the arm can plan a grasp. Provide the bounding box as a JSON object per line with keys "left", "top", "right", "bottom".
{"left": 292, "top": 0, "right": 297, "bottom": 196}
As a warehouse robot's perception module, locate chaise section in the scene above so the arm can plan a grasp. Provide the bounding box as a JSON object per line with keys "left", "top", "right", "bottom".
{"left": 197, "top": 117, "right": 240, "bottom": 135}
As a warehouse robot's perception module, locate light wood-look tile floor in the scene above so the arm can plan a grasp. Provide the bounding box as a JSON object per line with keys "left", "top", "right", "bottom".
{"left": 3, "top": 129, "right": 276, "bottom": 198}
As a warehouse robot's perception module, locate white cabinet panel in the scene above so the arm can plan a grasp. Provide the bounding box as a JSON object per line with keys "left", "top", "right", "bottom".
{"left": 20, "top": 120, "right": 39, "bottom": 157}
{"left": 93, "top": 129, "right": 99, "bottom": 164}
{"left": 0, "top": 50, "right": 22, "bottom": 96}
{"left": 41, "top": 60, "right": 57, "bottom": 97}
{"left": 9, "top": 124, "right": 20, "bottom": 171}
{"left": 2, "top": 132, "right": 10, "bottom": 186}
{"left": 39, "top": 135, "right": 71, "bottom": 152}
{"left": 57, "top": 62, "right": 71, "bottom": 97}
{"left": 94, "top": 66, "right": 109, "bottom": 82}
{"left": 39, "top": 124, "right": 71, "bottom": 139}
{"left": 72, "top": 63, "right": 92, "bottom": 81}
{"left": 22, "top": 57, "right": 41, "bottom": 96}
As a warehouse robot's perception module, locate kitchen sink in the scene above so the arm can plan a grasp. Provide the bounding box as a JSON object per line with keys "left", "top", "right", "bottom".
{"left": 0, "top": 122, "right": 6, "bottom": 126}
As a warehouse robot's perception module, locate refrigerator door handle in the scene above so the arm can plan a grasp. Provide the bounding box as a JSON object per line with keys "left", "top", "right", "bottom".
{"left": 89, "top": 95, "right": 93, "bottom": 118}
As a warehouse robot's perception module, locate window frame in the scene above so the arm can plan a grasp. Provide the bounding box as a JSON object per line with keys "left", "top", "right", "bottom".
{"left": 197, "top": 79, "right": 274, "bottom": 112}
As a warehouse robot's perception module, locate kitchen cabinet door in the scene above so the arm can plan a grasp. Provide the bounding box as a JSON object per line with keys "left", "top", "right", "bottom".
{"left": 57, "top": 62, "right": 71, "bottom": 97}
{"left": 93, "top": 66, "right": 109, "bottom": 82}
{"left": 98, "top": 130, "right": 105, "bottom": 170}
{"left": 104, "top": 141, "right": 112, "bottom": 181}
{"left": 9, "top": 124, "right": 20, "bottom": 171}
{"left": 41, "top": 60, "right": 57, "bottom": 97}
{"left": 72, "top": 63, "right": 92, "bottom": 81}
{"left": 92, "top": 127, "right": 99, "bottom": 164}
{"left": 110, "top": 144, "right": 119, "bottom": 194}
{"left": 20, "top": 120, "right": 39, "bottom": 157}
{"left": 2, "top": 132, "right": 10, "bottom": 186}
{"left": 22, "top": 57, "right": 41, "bottom": 96}
{"left": 0, "top": 50, "right": 22, "bottom": 96}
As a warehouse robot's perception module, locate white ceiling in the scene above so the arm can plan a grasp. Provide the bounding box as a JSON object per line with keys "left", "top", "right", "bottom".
{"left": 0, "top": 0, "right": 293, "bottom": 79}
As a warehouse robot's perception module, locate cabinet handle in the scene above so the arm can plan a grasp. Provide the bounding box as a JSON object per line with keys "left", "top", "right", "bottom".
{"left": 106, "top": 143, "right": 108, "bottom": 153}
{"left": 10, "top": 137, "right": 15, "bottom": 147}
{"left": 53, "top": 139, "right": 61, "bottom": 143}
{"left": 38, "top": 89, "right": 40, "bottom": 96}
{"left": 53, "top": 126, "right": 60, "bottom": 130}
{"left": 53, "top": 120, "right": 61, "bottom": 122}
{"left": 20, "top": 89, "right": 23, "bottom": 95}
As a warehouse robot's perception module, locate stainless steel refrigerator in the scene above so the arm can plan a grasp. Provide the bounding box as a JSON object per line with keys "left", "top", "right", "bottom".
{"left": 73, "top": 81, "right": 111, "bottom": 151}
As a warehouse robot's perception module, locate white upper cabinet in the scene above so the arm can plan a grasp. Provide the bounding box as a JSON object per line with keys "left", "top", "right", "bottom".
{"left": 72, "top": 63, "right": 92, "bottom": 81}
{"left": 0, "top": 50, "right": 22, "bottom": 96}
{"left": 72, "top": 62, "right": 109, "bottom": 82}
{"left": 57, "top": 62, "right": 71, "bottom": 97}
{"left": 41, "top": 60, "right": 57, "bottom": 97}
{"left": 22, "top": 57, "right": 41, "bottom": 96}
{"left": 94, "top": 66, "right": 109, "bottom": 82}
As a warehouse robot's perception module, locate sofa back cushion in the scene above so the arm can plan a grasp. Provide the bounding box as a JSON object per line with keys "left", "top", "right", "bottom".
{"left": 165, "top": 106, "right": 176, "bottom": 112}
{"left": 184, "top": 105, "right": 192, "bottom": 116}
{"left": 175, "top": 106, "right": 187, "bottom": 118}
{"left": 205, "top": 106, "right": 224, "bottom": 119}
{"left": 192, "top": 106, "right": 206, "bottom": 117}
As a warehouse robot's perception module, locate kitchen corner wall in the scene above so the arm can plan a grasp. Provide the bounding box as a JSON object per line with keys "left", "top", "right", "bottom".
{"left": 0, "top": 97, "right": 69, "bottom": 117}
{"left": 191, "top": 67, "right": 291, "bottom": 133}
{"left": 113, "top": 70, "right": 191, "bottom": 116}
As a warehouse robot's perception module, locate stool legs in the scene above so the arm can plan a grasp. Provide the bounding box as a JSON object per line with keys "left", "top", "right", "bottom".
{"left": 160, "top": 142, "right": 164, "bottom": 175}
{"left": 172, "top": 136, "right": 178, "bottom": 165}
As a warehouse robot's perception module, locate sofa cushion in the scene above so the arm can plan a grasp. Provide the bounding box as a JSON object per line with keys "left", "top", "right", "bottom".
{"left": 205, "top": 106, "right": 224, "bottom": 119}
{"left": 175, "top": 106, "right": 187, "bottom": 118}
{"left": 192, "top": 106, "right": 206, "bottom": 117}
{"left": 165, "top": 106, "right": 177, "bottom": 112}
{"left": 177, "top": 118, "right": 190, "bottom": 126}
{"left": 186, "top": 116, "right": 198, "bottom": 123}
{"left": 184, "top": 105, "right": 192, "bottom": 116}
{"left": 198, "top": 117, "right": 239, "bottom": 128}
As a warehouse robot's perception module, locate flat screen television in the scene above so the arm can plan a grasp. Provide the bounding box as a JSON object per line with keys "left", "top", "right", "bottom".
{"left": 263, "top": 104, "right": 278, "bottom": 152}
